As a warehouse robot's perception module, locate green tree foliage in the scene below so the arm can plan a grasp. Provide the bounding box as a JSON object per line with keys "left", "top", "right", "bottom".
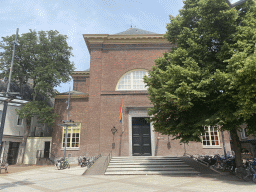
{"left": 0, "top": 29, "right": 74, "bottom": 126}
{"left": 144, "top": 0, "right": 256, "bottom": 168}
{"left": 0, "top": 30, "right": 74, "bottom": 163}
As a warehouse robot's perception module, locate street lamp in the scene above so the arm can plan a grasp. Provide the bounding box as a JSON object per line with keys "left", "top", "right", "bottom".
{"left": 57, "top": 88, "right": 76, "bottom": 160}
{"left": 0, "top": 28, "right": 28, "bottom": 154}
{"left": 58, "top": 120, "right": 76, "bottom": 160}
{"left": 111, "top": 126, "right": 117, "bottom": 149}
{"left": 225, "top": 0, "right": 248, "bottom": 7}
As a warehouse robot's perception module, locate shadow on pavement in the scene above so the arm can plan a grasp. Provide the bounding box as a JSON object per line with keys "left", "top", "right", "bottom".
{"left": 0, "top": 179, "right": 35, "bottom": 190}
{"left": 160, "top": 156, "right": 256, "bottom": 186}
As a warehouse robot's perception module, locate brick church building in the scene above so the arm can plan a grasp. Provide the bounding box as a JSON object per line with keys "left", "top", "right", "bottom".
{"left": 51, "top": 28, "right": 231, "bottom": 162}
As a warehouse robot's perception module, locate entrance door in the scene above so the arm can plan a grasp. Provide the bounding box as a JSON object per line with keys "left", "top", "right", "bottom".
{"left": 132, "top": 117, "right": 151, "bottom": 156}
{"left": 44, "top": 142, "right": 50, "bottom": 158}
{"left": 7, "top": 142, "right": 20, "bottom": 165}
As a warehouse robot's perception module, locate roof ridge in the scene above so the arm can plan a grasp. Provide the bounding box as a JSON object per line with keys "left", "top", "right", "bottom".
{"left": 114, "top": 28, "right": 157, "bottom": 35}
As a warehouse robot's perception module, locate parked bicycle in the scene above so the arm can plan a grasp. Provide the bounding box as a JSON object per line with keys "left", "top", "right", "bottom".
{"left": 212, "top": 154, "right": 236, "bottom": 173}
{"left": 78, "top": 156, "right": 89, "bottom": 167}
{"left": 56, "top": 158, "right": 70, "bottom": 170}
{"left": 240, "top": 158, "right": 256, "bottom": 183}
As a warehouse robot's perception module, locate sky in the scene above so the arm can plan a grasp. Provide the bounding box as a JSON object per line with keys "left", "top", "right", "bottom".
{"left": 1, "top": 0, "right": 184, "bottom": 93}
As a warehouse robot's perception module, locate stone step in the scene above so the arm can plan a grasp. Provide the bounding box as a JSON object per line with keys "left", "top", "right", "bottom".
{"left": 112, "top": 157, "right": 179, "bottom": 159}
{"left": 36, "top": 158, "right": 55, "bottom": 165}
{"left": 110, "top": 159, "right": 182, "bottom": 162}
{"left": 105, "top": 156, "right": 199, "bottom": 175}
{"left": 109, "top": 162, "right": 185, "bottom": 165}
{"left": 108, "top": 164, "right": 190, "bottom": 168}
{"left": 111, "top": 158, "right": 180, "bottom": 160}
{"left": 105, "top": 170, "right": 200, "bottom": 175}
{"left": 106, "top": 167, "right": 195, "bottom": 171}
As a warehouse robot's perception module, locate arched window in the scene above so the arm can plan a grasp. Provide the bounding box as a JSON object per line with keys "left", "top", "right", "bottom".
{"left": 116, "top": 70, "right": 149, "bottom": 91}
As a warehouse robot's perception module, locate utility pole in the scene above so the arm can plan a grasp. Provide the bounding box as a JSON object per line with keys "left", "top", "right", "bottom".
{"left": 0, "top": 28, "right": 20, "bottom": 154}
{"left": 58, "top": 88, "right": 75, "bottom": 160}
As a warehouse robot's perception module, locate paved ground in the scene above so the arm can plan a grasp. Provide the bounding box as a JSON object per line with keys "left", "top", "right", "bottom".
{"left": 0, "top": 163, "right": 255, "bottom": 191}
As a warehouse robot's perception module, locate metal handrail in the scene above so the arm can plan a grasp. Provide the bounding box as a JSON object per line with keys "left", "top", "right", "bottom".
{"left": 191, "top": 154, "right": 210, "bottom": 167}
{"left": 103, "top": 151, "right": 112, "bottom": 172}
{"left": 82, "top": 154, "right": 102, "bottom": 175}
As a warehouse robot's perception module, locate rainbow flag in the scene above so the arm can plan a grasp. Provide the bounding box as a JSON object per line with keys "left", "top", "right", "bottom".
{"left": 119, "top": 99, "right": 123, "bottom": 124}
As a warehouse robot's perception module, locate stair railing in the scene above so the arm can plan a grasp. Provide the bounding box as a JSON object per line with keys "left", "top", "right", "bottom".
{"left": 103, "top": 151, "right": 112, "bottom": 172}
{"left": 82, "top": 154, "right": 102, "bottom": 175}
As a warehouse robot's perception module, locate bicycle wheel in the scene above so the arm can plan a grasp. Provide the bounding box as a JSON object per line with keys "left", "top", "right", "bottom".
{"left": 57, "top": 162, "right": 61, "bottom": 170}
{"left": 240, "top": 169, "right": 251, "bottom": 181}
{"left": 63, "top": 163, "right": 67, "bottom": 169}
{"left": 252, "top": 174, "right": 256, "bottom": 183}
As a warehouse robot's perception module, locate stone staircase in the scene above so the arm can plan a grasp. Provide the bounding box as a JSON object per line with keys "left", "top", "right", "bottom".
{"left": 105, "top": 156, "right": 200, "bottom": 175}
{"left": 36, "top": 158, "right": 55, "bottom": 165}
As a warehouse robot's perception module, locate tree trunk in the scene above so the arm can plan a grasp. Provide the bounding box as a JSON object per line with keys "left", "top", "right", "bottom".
{"left": 230, "top": 128, "right": 243, "bottom": 170}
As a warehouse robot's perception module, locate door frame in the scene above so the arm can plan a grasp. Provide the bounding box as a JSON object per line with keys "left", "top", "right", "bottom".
{"left": 128, "top": 107, "right": 155, "bottom": 156}
{"left": 44, "top": 141, "right": 51, "bottom": 158}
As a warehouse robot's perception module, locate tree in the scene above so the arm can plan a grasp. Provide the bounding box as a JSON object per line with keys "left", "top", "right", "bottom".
{"left": 144, "top": 0, "right": 256, "bottom": 170}
{"left": 0, "top": 30, "right": 75, "bottom": 163}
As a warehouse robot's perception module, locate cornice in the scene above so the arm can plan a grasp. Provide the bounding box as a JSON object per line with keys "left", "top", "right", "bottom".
{"left": 71, "top": 71, "right": 90, "bottom": 77}
{"left": 83, "top": 34, "right": 170, "bottom": 53}
{"left": 101, "top": 91, "right": 148, "bottom": 96}
{"left": 55, "top": 94, "right": 89, "bottom": 99}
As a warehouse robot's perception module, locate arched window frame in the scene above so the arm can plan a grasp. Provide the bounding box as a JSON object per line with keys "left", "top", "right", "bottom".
{"left": 115, "top": 69, "right": 149, "bottom": 91}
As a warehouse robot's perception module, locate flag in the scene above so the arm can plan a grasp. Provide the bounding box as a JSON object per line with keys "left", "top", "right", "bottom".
{"left": 119, "top": 99, "right": 123, "bottom": 124}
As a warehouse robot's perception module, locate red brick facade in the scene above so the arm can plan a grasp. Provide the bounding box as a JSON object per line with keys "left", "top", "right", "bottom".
{"left": 51, "top": 29, "right": 231, "bottom": 160}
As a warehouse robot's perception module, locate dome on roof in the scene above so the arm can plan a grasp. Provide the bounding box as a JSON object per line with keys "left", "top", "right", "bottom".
{"left": 115, "top": 28, "right": 157, "bottom": 35}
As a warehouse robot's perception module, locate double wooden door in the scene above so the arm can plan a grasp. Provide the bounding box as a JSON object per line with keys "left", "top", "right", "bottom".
{"left": 132, "top": 117, "right": 152, "bottom": 156}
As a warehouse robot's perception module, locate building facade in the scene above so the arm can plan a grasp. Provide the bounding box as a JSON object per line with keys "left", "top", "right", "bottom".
{"left": 0, "top": 102, "right": 26, "bottom": 165}
{"left": 51, "top": 28, "right": 231, "bottom": 162}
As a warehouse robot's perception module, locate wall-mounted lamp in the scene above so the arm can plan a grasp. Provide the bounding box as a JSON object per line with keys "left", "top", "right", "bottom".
{"left": 111, "top": 126, "right": 117, "bottom": 149}
{"left": 111, "top": 126, "right": 117, "bottom": 136}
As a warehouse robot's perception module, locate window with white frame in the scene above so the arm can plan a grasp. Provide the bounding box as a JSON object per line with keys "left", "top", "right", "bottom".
{"left": 202, "top": 126, "right": 220, "bottom": 146}
{"left": 240, "top": 128, "right": 248, "bottom": 139}
{"left": 116, "top": 70, "right": 149, "bottom": 90}
{"left": 17, "top": 115, "right": 23, "bottom": 125}
{"left": 62, "top": 123, "right": 81, "bottom": 148}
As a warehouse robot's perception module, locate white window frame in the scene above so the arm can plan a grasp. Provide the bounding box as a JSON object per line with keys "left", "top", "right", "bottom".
{"left": 240, "top": 128, "right": 248, "bottom": 139}
{"left": 116, "top": 69, "right": 149, "bottom": 91}
{"left": 17, "top": 115, "right": 23, "bottom": 126}
{"left": 62, "top": 123, "right": 81, "bottom": 149}
{"left": 202, "top": 126, "right": 221, "bottom": 148}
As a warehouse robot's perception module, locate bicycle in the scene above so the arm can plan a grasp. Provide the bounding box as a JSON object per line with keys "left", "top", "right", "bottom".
{"left": 56, "top": 158, "right": 70, "bottom": 170}
{"left": 240, "top": 159, "right": 256, "bottom": 183}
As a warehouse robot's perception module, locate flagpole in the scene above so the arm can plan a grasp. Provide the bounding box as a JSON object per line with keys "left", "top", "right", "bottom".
{"left": 119, "top": 99, "right": 124, "bottom": 156}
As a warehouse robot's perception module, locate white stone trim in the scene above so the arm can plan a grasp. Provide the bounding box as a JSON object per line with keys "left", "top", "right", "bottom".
{"left": 128, "top": 108, "right": 155, "bottom": 156}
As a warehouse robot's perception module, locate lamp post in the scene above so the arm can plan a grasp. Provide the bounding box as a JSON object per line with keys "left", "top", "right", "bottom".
{"left": 0, "top": 28, "right": 25, "bottom": 154}
{"left": 225, "top": 0, "right": 248, "bottom": 7}
{"left": 111, "top": 126, "right": 117, "bottom": 149}
{"left": 57, "top": 88, "right": 76, "bottom": 160}
{"left": 58, "top": 120, "right": 76, "bottom": 160}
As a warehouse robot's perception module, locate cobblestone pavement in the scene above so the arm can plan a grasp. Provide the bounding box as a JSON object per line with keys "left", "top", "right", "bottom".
{"left": 0, "top": 165, "right": 255, "bottom": 192}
